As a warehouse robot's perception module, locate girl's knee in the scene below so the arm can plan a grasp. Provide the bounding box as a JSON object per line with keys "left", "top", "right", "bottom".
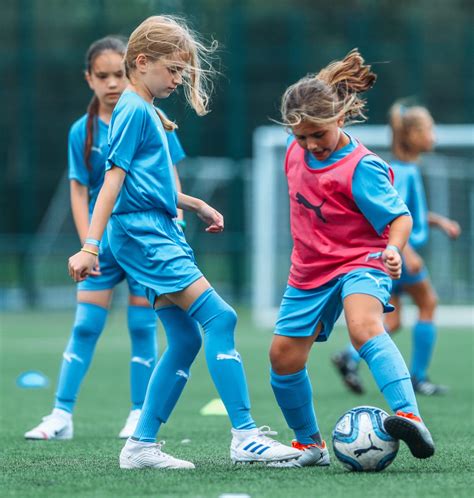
{"left": 348, "top": 315, "right": 384, "bottom": 347}
{"left": 269, "top": 341, "right": 306, "bottom": 375}
{"left": 219, "top": 303, "right": 238, "bottom": 330}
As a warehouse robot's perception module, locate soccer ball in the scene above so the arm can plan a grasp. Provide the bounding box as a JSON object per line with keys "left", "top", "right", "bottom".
{"left": 332, "top": 406, "right": 399, "bottom": 472}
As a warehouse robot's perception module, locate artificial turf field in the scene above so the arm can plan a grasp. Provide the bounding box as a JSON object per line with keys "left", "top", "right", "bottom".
{"left": 1, "top": 308, "right": 473, "bottom": 497}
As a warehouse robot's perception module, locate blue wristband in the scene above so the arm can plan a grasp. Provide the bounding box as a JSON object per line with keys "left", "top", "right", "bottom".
{"left": 386, "top": 244, "right": 401, "bottom": 255}
{"left": 85, "top": 238, "right": 100, "bottom": 247}
{"left": 177, "top": 219, "right": 186, "bottom": 229}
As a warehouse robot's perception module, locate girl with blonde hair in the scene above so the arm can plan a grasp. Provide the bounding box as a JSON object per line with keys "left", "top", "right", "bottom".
{"left": 68, "top": 16, "right": 301, "bottom": 470}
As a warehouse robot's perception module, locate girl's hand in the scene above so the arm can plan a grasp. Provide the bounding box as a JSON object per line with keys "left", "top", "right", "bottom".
{"left": 68, "top": 250, "right": 98, "bottom": 282}
{"left": 196, "top": 202, "right": 224, "bottom": 233}
{"left": 440, "top": 218, "right": 461, "bottom": 239}
{"left": 90, "top": 257, "right": 102, "bottom": 277}
{"left": 382, "top": 247, "right": 402, "bottom": 279}
{"left": 404, "top": 249, "right": 424, "bottom": 274}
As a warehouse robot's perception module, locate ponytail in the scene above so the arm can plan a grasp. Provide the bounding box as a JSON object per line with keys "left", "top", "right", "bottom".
{"left": 84, "top": 95, "right": 100, "bottom": 170}
{"left": 280, "top": 49, "right": 376, "bottom": 127}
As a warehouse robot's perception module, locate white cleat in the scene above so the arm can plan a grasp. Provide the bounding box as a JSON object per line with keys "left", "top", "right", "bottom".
{"left": 267, "top": 440, "right": 330, "bottom": 468}
{"left": 24, "top": 409, "right": 73, "bottom": 440}
{"left": 119, "top": 438, "right": 195, "bottom": 469}
{"left": 118, "top": 409, "right": 141, "bottom": 439}
{"left": 230, "top": 426, "right": 302, "bottom": 464}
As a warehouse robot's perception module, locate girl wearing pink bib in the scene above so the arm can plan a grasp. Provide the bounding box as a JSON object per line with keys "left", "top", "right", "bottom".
{"left": 268, "top": 50, "right": 435, "bottom": 468}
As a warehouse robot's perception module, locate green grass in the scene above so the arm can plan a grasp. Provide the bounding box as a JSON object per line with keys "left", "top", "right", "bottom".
{"left": 1, "top": 308, "right": 473, "bottom": 497}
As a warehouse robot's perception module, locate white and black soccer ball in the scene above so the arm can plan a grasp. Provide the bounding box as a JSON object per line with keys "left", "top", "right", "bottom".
{"left": 332, "top": 406, "right": 399, "bottom": 472}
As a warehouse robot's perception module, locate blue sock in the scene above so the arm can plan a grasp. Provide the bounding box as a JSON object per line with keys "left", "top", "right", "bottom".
{"left": 188, "top": 288, "right": 256, "bottom": 430}
{"left": 359, "top": 332, "right": 419, "bottom": 416}
{"left": 55, "top": 303, "right": 108, "bottom": 413}
{"left": 128, "top": 305, "right": 158, "bottom": 410}
{"left": 411, "top": 321, "right": 436, "bottom": 382}
{"left": 346, "top": 343, "right": 362, "bottom": 364}
{"left": 270, "top": 368, "right": 320, "bottom": 445}
{"left": 132, "top": 306, "right": 201, "bottom": 442}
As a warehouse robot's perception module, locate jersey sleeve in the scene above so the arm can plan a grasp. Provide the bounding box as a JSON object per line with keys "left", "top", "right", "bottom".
{"left": 68, "top": 124, "right": 89, "bottom": 186}
{"left": 286, "top": 134, "right": 296, "bottom": 149}
{"left": 166, "top": 129, "right": 186, "bottom": 165}
{"left": 407, "top": 168, "right": 429, "bottom": 248}
{"left": 352, "top": 156, "right": 410, "bottom": 235}
{"left": 106, "top": 102, "right": 146, "bottom": 173}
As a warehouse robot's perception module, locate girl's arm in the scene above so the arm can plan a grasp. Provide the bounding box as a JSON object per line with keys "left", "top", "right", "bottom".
{"left": 68, "top": 167, "right": 126, "bottom": 281}
{"left": 70, "top": 180, "right": 90, "bottom": 244}
{"left": 177, "top": 192, "right": 224, "bottom": 233}
{"left": 428, "top": 211, "right": 461, "bottom": 239}
{"left": 383, "top": 214, "right": 413, "bottom": 279}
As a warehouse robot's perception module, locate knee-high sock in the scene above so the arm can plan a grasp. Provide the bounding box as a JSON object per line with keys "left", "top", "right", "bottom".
{"left": 55, "top": 303, "right": 108, "bottom": 413}
{"left": 411, "top": 321, "right": 436, "bottom": 382}
{"left": 359, "top": 332, "right": 419, "bottom": 416}
{"left": 270, "top": 368, "right": 320, "bottom": 445}
{"left": 188, "top": 288, "right": 256, "bottom": 430}
{"left": 128, "top": 305, "right": 158, "bottom": 410}
{"left": 132, "top": 306, "right": 202, "bottom": 442}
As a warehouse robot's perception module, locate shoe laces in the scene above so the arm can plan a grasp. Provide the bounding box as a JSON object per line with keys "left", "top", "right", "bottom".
{"left": 40, "top": 413, "right": 64, "bottom": 428}
{"left": 146, "top": 440, "right": 167, "bottom": 457}
{"left": 255, "top": 426, "right": 279, "bottom": 446}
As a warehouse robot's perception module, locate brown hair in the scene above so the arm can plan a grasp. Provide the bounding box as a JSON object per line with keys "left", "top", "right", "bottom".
{"left": 84, "top": 36, "right": 126, "bottom": 170}
{"left": 125, "top": 15, "right": 217, "bottom": 130}
{"left": 279, "top": 49, "right": 376, "bottom": 128}
{"left": 389, "top": 101, "right": 433, "bottom": 158}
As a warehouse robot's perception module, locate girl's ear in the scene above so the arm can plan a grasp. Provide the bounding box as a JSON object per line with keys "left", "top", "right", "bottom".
{"left": 336, "top": 116, "right": 345, "bottom": 128}
{"left": 84, "top": 71, "right": 94, "bottom": 91}
{"left": 135, "top": 54, "right": 148, "bottom": 73}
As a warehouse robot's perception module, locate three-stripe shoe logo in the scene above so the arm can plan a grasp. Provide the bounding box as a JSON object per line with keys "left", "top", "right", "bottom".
{"left": 243, "top": 441, "right": 271, "bottom": 455}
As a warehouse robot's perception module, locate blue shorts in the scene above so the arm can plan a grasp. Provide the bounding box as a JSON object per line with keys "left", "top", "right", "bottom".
{"left": 275, "top": 269, "right": 394, "bottom": 342}
{"left": 78, "top": 230, "right": 146, "bottom": 296}
{"left": 107, "top": 209, "right": 203, "bottom": 306}
{"left": 391, "top": 265, "right": 429, "bottom": 295}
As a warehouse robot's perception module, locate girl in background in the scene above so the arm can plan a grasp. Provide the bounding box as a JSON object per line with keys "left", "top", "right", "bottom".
{"left": 25, "top": 36, "right": 186, "bottom": 441}
{"left": 68, "top": 16, "right": 301, "bottom": 469}
{"left": 333, "top": 102, "right": 461, "bottom": 396}
{"left": 268, "top": 51, "right": 435, "bottom": 468}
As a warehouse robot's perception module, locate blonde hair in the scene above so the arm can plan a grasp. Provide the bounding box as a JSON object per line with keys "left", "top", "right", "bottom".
{"left": 280, "top": 49, "right": 376, "bottom": 128}
{"left": 125, "top": 15, "right": 217, "bottom": 130}
{"left": 389, "top": 101, "right": 433, "bottom": 157}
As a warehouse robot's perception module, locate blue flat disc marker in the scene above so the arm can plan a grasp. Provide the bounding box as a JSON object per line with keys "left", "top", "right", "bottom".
{"left": 16, "top": 371, "right": 50, "bottom": 389}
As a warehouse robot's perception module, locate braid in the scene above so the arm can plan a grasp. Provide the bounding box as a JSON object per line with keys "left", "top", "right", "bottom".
{"left": 84, "top": 95, "right": 100, "bottom": 170}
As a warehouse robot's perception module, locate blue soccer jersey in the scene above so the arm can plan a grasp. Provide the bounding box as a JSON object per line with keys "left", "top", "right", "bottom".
{"left": 390, "top": 160, "right": 429, "bottom": 249}
{"left": 68, "top": 115, "right": 109, "bottom": 214}
{"left": 106, "top": 89, "right": 178, "bottom": 216}
{"left": 287, "top": 134, "right": 409, "bottom": 235}
{"left": 68, "top": 107, "right": 185, "bottom": 214}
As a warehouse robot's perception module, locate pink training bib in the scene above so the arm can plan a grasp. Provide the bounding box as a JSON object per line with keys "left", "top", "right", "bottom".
{"left": 285, "top": 140, "right": 393, "bottom": 289}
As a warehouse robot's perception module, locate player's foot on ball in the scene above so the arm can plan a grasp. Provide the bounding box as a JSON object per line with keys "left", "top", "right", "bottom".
{"left": 267, "top": 440, "right": 330, "bottom": 468}
{"left": 331, "top": 352, "right": 364, "bottom": 394}
{"left": 118, "top": 409, "right": 141, "bottom": 439}
{"left": 230, "top": 426, "right": 302, "bottom": 464}
{"left": 384, "top": 411, "right": 435, "bottom": 459}
{"left": 24, "top": 408, "right": 73, "bottom": 440}
{"left": 412, "top": 377, "right": 449, "bottom": 396}
{"left": 119, "top": 438, "right": 195, "bottom": 469}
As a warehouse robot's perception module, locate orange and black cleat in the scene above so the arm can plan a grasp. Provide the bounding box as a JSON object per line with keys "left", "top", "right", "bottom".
{"left": 384, "top": 411, "right": 435, "bottom": 459}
